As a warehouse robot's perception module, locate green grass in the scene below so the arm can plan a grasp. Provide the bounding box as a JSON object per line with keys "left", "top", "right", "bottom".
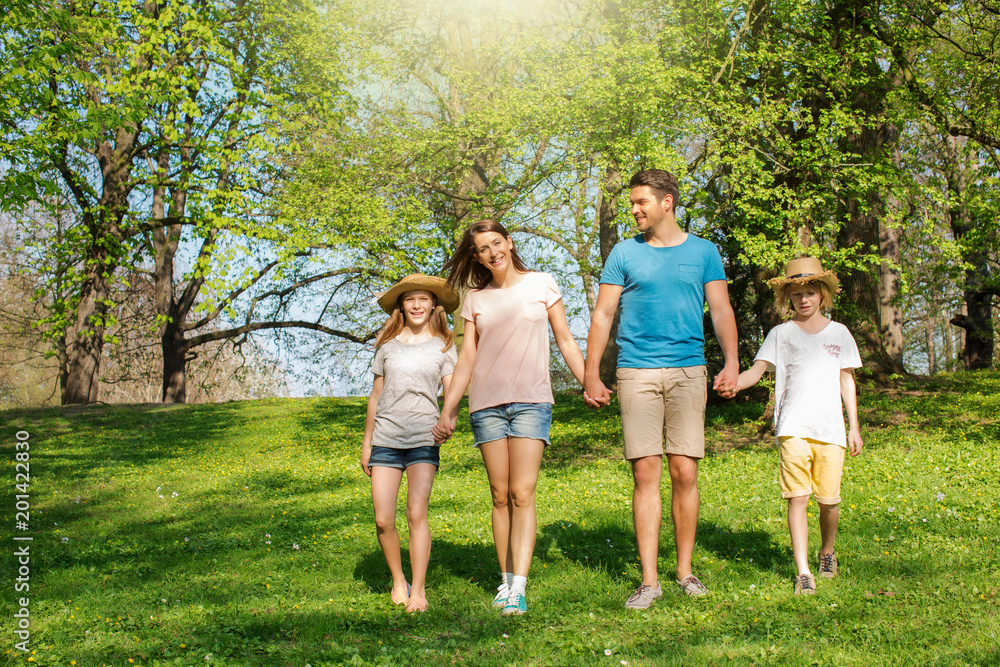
{"left": 2, "top": 372, "right": 999, "bottom": 666}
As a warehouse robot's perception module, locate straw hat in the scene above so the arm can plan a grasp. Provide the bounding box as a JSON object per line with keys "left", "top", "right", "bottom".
{"left": 767, "top": 257, "right": 840, "bottom": 294}
{"left": 376, "top": 273, "right": 459, "bottom": 314}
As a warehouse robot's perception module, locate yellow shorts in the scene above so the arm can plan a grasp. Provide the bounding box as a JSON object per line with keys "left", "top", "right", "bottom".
{"left": 778, "top": 436, "right": 845, "bottom": 505}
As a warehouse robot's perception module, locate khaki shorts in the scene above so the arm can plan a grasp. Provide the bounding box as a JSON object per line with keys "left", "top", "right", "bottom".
{"left": 617, "top": 366, "right": 707, "bottom": 460}
{"left": 778, "top": 436, "right": 845, "bottom": 505}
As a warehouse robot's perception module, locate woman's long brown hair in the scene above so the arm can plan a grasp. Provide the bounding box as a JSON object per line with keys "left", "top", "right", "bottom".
{"left": 442, "top": 219, "right": 529, "bottom": 291}
{"left": 374, "top": 294, "right": 455, "bottom": 351}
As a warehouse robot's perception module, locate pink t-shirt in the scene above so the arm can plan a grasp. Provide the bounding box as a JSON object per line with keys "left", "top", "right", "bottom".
{"left": 461, "top": 271, "right": 561, "bottom": 413}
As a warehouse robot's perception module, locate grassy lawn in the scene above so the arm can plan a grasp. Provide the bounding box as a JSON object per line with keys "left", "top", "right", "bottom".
{"left": 2, "top": 372, "right": 999, "bottom": 666}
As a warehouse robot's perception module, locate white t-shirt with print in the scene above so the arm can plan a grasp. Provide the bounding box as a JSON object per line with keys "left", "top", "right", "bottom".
{"left": 753, "top": 320, "right": 862, "bottom": 447}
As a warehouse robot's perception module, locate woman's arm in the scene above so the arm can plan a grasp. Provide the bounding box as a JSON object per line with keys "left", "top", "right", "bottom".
{"left": 361, "top": 374, "right": 384, "bottom": 476}
{"left": 432, "top": 319, "right": 478, "bottom": 442}
{"left": 548, "top": 299, "right": 586, "bottom": 386}
{"left": 840, "top": 368, "right": 863, "bottom": 456}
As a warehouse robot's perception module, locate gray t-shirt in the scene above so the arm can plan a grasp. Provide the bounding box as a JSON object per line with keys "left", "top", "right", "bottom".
{"left": 371, "top": 337, "right": 457, "bottom": 449}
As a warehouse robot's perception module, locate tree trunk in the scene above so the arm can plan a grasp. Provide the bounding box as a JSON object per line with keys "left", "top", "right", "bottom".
{"left": 924, "top": 316, "right": 937, "bottom": 375}
{"left": 881, "top": 146, "right": 906, "bottom": 367}
{"left": 837, "top": 191, "right": 906, "bottom": 381}
{"left": 60, "top": 128, "right": 135, "bottom": 404}
{"left": 829, "top": 0, "right": 906, "bottom": 382}
{"left": 596, "top": 164, "right": 622, "bottom": 390}
{"left": 951, "top": 288, "right": 994, "bottom": 370}
{"left": 161, "top": 322, "right": 189, "bottom": 404}
{"left": 63, "top": 266, "right": 111, "bottom": 404}
{"left": 152, "top": 147, "right": 192, "bottom": 403}
{"left": 943, "top": 312, "right": 956, "bottom": 371}
{"left": 941, "top": 136, "right": 996, "bottom": 370}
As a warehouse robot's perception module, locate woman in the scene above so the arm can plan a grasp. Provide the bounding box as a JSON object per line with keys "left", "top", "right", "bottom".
{"left": 432, "top": 220, "right": 585, "bottom": 616}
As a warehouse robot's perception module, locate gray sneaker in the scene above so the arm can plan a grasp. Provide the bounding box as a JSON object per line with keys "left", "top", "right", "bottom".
{"left": 794, "top": 573, "right": 816, "bottom": 595}
{"left": 817, "top": 551, "right": 838, "bottom": 578}
{"left": 624, "top": 583, "right": 662, "bottom": 609}
{"left": 676, "top": 575, "right": 709, "bottom": 597}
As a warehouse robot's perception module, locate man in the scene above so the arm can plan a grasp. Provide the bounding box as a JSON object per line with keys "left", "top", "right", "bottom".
{"left": 584, "top": 169, "right": 738, "bottom": 609}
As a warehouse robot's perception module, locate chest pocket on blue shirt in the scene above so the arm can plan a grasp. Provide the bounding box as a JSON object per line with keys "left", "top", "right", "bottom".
{"left": 679, "top": 264, "right": 701, "bottom": 285}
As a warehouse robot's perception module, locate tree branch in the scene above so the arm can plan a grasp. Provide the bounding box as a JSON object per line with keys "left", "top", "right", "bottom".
{"left": 186, "top": 320, "right": 378, "bottom": 348}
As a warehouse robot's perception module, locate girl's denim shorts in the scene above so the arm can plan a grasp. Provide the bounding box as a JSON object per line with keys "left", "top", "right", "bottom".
{"left": 469, "top": 402, "right": 552, "bottom": 447}
{"left": 368, "top": 445, "right": 440, "bottom": 470}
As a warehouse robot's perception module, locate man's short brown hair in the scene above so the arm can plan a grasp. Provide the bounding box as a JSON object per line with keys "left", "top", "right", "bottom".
{"left": 629, "top": 169, "right": 681, "bottom": 211}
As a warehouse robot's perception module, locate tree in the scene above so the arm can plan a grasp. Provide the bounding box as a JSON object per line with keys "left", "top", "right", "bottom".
{"left": 880, "top": 0, "right": 1000, "bottom": 368}
{"left": 935, "top": 136, "right": 998, "bottom": 369}
{"left": 1, "top": 0, "right": 359, "bottom": 403}
{"left": 673, "top": 0, "right": 915, "bottom": 379}
{"left": 296, "top": 0, "right": 703, "bottom": 385}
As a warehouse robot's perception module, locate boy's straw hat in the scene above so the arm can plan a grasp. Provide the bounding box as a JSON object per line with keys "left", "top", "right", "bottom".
{"left": 767, "top": 257, "right": 840, "bottom": 294}
{"left": 376, "top": 274, "right": 459, "bottom": 314}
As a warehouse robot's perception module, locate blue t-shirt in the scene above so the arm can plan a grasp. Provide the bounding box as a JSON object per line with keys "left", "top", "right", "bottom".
{"left": 599, "top": 233, "right": 726, "bottom": 368}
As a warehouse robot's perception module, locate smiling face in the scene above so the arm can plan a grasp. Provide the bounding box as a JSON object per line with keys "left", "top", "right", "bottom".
{"left": 788, "top": 284, "right": 822, "bottom": 318}
{"left": 400, "top": 289, "right": 436, "bottom": 327}
{"left": 473, "top": 231, "right": 515, "bottom": 275}
{"left": 629, "top": 185, "right": 672, "bottom": 233}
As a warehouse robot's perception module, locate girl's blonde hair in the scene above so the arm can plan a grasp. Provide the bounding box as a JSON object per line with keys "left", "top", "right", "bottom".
{"left": 374, "top": 292, "right": 455, "bottom": 351}
{"left": 774, "top": 279, "right": 836, "bottom": 318}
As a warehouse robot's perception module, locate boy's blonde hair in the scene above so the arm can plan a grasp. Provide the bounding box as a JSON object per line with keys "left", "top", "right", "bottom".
{"left": 774, "top": 279, "right": 836, "bottom": 318}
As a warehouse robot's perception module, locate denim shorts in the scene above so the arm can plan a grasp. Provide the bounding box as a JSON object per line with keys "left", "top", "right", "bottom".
{"left": 469, "top": 402, "right": 552, "bottom": 447}
{"left": 368, "top": 445, "right": 440, "bottom": 470}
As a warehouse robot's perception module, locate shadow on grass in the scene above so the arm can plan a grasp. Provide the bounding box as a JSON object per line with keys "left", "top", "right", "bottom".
{"left": 57, "top": 602, "right": 517, "bottom": 667}
{"left": 353, "top": 540, "right": 500, "bottom": 596}
{"left": 697, "top": 519, "right": 787, "bottom": 574}
{"left": 539, "top": 518, "right": 789, "bottom": 580}
{"left": 7, "top": 401, "right": 258, "bottom": 482}
{"left": 292, "top": 396, "right": 368, "bottom": 436}
{"left": 535, "top": 520, "right": 635, "bottom": 579}
{"left": 31, "top": 479, "right": 375, "bottom": 597}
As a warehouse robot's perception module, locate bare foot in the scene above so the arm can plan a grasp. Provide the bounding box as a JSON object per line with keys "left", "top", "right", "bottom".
{"left": 404, "top": 595, "right": 428, "bottom": 612}
{"left": 390, "top": 582, "right": 409, "bottom": 605}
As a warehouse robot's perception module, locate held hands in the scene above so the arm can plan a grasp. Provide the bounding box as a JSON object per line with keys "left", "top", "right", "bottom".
{"left": 714, "top": 379, "right": 738, "bottom": 399}
{"left": 432, "top": 413, "right": 457, "bottom": 444}
{"left": 713, "top": 364, "right": 740, "bottom": 399}
{"left": 583, "top": 377, "right": 612, "bottom": 409}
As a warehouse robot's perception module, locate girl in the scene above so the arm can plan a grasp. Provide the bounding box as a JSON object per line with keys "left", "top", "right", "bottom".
{"left": 432, "top": 220, "right": 585, "bottom": 616}
{"left": 361, "top": 273, "right": 459, "bottom": 612}
{"left": 721, "top": 257, "right": 863, "bottom": 595}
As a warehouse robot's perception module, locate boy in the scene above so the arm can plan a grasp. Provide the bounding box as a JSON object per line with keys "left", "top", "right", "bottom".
{"left": 721, "top": 257, "right": 862, "bottom": 595}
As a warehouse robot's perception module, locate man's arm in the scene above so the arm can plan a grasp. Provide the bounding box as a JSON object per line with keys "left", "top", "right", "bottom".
{"left": 705, "top": 279, "right": 739, "bottom": 393}
{"left": 583, "top": 283, "right": 623, "bottom": 408}
{"left": 548, "top": 299, "right": 586, "bottom": 386}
